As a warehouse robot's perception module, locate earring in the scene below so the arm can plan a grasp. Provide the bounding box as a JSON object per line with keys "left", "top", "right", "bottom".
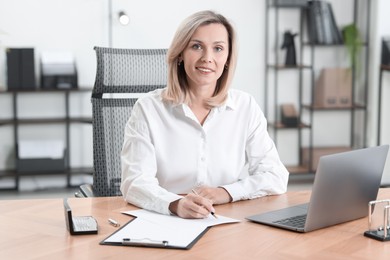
{"left": 177, "top": 59, "right": 182, "bottom": 66}
{"left": 224, "top": 64, "right": 229, "bottom": 70}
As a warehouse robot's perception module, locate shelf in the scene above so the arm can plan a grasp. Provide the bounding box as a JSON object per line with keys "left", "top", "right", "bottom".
{"left": 18, "top": 118, "right": 79, "bottom": 124}
{"left": 0, "top": 117, "right": 92, "bottom": 125}
{"left": 0, "top": 87, "right": 92, "bottom": 94}
{"left": 0, "top": 87, "right": 93, "bottom": 190}
{"left": 302, "top": 104, "right": 366, "bottom": 111}
{"left": 0, "top": 169, "right": 17, "bottom": 177}
{"left": 268, "top": 1, "right": 307, "bottom": 8}
{"left": 0, "top": 167, "right": 93, "bottom": 178}
{"left": 381, "top": 64, "right": 390, "bottom": 71}
{"left": 69, "top": 117, "right": 93, "bottom": 124}
{"left": 0, "top": 167, "right": 93, "bottom": 191}
{"left": 302, "top": 42, "right": 368, "bottom": 47}
{"left": 0, "top": 119, "right": 14, "bottom": 126}
{"left": 267, "top": 64, "right": 312, "bottom": 70}
{"left": 270, "top": 122, "right": 311, "bottom": 129}
{"left": 286, "top": 165, "right": 310, "bottom": 174}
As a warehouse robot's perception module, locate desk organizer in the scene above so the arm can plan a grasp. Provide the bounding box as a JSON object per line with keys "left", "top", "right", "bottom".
{"left": 364, "top": 199, "right": 390, "bottom": 241}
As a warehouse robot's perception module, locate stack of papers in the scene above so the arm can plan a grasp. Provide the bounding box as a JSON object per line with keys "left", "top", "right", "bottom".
{"left": 18, "top": 140, "right": 64, "bottom": 159}
{"left": 41, "top": 51, "right": 76, "bottom": 76}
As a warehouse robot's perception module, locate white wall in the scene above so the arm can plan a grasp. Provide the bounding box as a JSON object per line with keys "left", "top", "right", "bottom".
{"left": 0, "top": 0, "right": 263, "bottom": 169}
{"left": 0, "top": 0, "right": 389, "bottom": 185}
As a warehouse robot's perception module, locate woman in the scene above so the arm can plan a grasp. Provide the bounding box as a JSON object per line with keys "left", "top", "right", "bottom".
{"left": 120, "top": 10, "right": 289, "bottom": 219}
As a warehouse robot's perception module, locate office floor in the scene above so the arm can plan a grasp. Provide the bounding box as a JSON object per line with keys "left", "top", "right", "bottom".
{"left": 0, "top": 174, "right": 314, "bottom": 200}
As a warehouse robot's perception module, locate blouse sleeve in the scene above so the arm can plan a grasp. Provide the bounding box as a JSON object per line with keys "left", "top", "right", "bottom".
{"left": 120, "top": 101, "right": 182, "bottom": 215}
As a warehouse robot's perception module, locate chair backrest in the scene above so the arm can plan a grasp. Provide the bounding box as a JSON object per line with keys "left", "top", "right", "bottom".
{"left": 92, "top": 47, "right": 168, "bottom": 196}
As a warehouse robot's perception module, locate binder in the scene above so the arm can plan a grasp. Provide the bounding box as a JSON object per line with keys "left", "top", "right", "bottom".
{"left": 312, "top": 1, "right": 325, "bottom": 44}
{"left": 6, "top": 48, "right": 36, "bottom": 90}
{"left": 328, "top": 2, "right": 343, "bottom": 44}
{"left": 307, "top": 1, "right": 341, "bottom": 45}
{"left": 320, "top": 1, "right": 333, "bottom": 44}
{"left": 6, "top": 48, "right": 19, "bottom": 89}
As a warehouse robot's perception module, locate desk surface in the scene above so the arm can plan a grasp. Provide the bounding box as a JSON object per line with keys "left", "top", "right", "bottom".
{"left": 1, "top": 189, "right": 390, "bottom": 259}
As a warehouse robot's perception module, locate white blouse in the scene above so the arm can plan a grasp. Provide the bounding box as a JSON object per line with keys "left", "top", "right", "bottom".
{"left": 120, "top": 88, "right": 289, "bottom": 215}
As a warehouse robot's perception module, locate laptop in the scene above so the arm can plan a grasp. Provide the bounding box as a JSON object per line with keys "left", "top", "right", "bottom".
{"left": 246, "top": 145, "right": 389, "bottom": 232}
{"left": 63, "top": 198, "right": 98, "bottom": 235}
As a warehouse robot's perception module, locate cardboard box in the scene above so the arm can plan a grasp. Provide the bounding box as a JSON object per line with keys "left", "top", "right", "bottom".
{"left": 314, "top": 68, "right": 352, "bottom": 108}
{"left": 301, "top": 147, "right": 351, "bottom": 171}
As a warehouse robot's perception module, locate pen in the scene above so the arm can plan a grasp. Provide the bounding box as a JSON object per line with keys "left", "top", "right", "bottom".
{"left": 108, "top": 218, "right": 120, "bottom": 227}
{"left": 191, "top": 189, "right": 218, "bottom": 219}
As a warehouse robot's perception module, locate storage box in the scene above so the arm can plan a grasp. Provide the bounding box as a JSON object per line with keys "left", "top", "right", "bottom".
{"left": 281, "top": 103, "right": 299, "bottom": 127}
{"left": 17, "top": 140, "right": 66, "bottom": 173}
{"left": 301, "top": 147, "right": 351, "bottom": 171}
{"left": 17, "top": 157, "right": 66, "bottom": 173}
{"left": 40, "top": 51, "right": 78, "bottom": 89}
{"left": 314, "top": 68, "right": 352, "bottom": 108}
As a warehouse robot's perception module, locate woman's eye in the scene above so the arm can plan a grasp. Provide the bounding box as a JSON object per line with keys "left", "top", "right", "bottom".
{"left": 215, "top": 46, "right": 223, "bottom": 52}
{"left": 191, "top": 44, "right": 202, "bottom": 50}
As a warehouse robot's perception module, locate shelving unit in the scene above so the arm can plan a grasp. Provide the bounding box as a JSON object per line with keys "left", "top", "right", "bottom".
{"left": 0, "top": 88, "right": 93, "bottom": 190}
{"left": 265, "top": 1, "right": 313, "bottom": 174}
{"left": 265, "top": 0, "right": 370, "bottom": 173}
{"left": 377, "top": 64, "right": 390, "bottom": 145}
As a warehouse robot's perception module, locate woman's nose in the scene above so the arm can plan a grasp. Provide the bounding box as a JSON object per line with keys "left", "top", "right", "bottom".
{"left": 201, "top": 50, "right": 212, "bottom": 63}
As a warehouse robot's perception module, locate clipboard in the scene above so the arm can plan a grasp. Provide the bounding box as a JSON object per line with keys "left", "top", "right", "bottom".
{"left": 100, "top": 217, "right": 210, "bottom": 250}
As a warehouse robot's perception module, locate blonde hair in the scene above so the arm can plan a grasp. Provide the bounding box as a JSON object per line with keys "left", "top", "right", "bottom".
{"left": 162, "top": 10, "right": 237, "bottom": 108}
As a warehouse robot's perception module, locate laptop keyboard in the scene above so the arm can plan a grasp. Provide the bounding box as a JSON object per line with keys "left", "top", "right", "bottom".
{"left": 273, "top": 214, "right": 307, "bottom": 228}
{"left": 73, "top": 216, "right": 98, "bottom": 232}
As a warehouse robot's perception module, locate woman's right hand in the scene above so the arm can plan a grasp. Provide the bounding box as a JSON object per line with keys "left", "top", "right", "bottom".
{"left": 169, "top": 193, "right": 215, "bottom": 219}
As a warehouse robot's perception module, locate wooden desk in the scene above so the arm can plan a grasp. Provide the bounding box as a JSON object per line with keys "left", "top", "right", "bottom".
{"left": 1, "top": 189, "right": 390, "bottom": 259}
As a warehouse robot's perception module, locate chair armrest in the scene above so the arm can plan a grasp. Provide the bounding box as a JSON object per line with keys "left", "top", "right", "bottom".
{"left": 79, "top": 184, "right": 98, "bottom": 197}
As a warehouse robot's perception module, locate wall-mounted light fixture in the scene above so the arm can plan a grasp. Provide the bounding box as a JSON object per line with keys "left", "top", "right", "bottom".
{"left": 118, "top": 11, "right": 130, "bottom": 25}
{"left": 108, "top": 0, "right": 130, "bottom": 47}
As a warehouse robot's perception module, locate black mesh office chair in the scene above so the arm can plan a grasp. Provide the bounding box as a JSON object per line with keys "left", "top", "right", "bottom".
{"left": 77, "top": 47, "right": 168, "bottom": 197}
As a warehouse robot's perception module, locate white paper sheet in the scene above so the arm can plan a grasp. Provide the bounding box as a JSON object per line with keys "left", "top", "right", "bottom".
{"left": 123, "top": 209, "right": 240, "bottom": 228}
{"left": 104, "top": 217, "right": 208, "bottom": 248}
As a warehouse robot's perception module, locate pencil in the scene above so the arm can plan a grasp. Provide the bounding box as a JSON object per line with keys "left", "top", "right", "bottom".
{"left": 191, "top": 189, "right": 218, "bottom": 219}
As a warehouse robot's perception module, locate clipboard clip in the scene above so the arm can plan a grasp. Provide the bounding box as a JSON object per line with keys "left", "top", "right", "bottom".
{"left": 122, "top": 238, "right": 169, "bottom": 247}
